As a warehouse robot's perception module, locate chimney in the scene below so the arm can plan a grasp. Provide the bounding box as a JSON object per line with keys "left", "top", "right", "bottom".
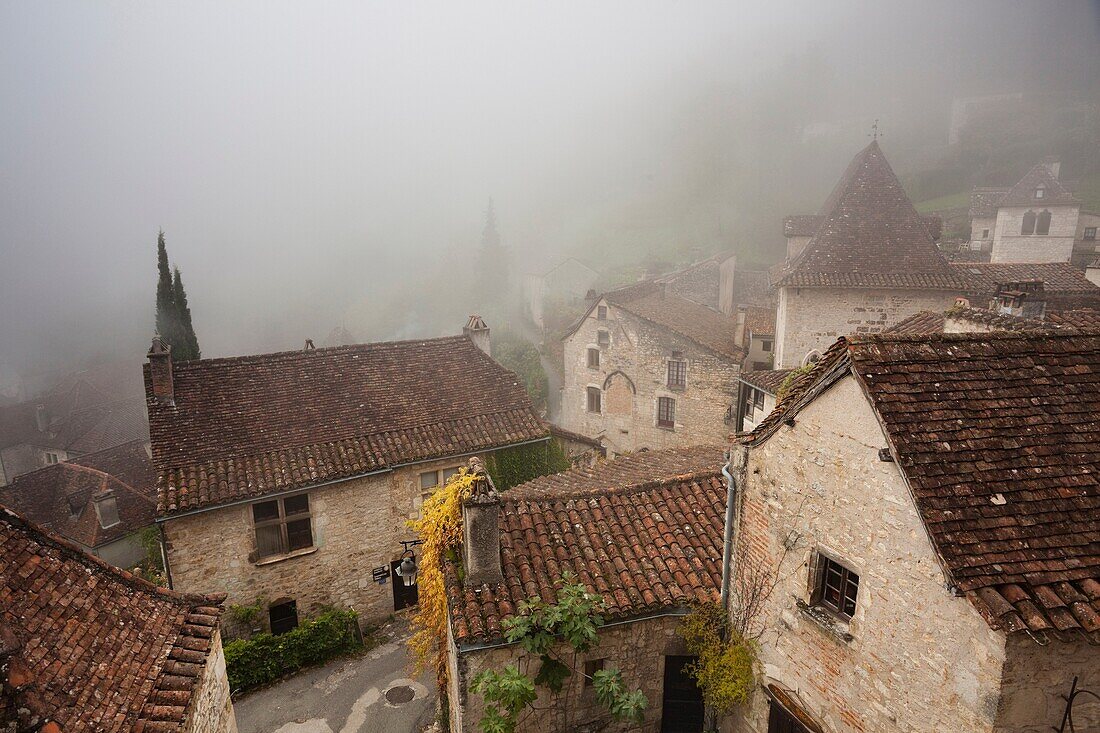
{"left": 147, "top": 335, "right": 174, "bottom": 404}
{"left": 93, "top": 490, "right": 120, "bottom": 529}
{"left": 734, "top": 305, "right": 747, "bottom": 348}
{"left": 1041, "top": 156, "right": 1061, "bottom": 180}
{"left": 461, "top": 457, "right": 504, "bottom": 587}
{"left": 34, "top": 404, "right": 48, "bottom": 433}
{"left": 463, "top": 315, "right": 491, "bottom": 356}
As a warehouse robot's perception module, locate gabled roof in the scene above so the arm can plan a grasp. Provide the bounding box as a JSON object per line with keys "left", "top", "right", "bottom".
{"left": 744, "top": 306, "right": 776, "bottom": 338}
{"left": 998, "top": 163, "right": 1079, "bottom": 207}
{"left": 969, "top": 187, "right": 1010, "bottom": 218}
{"left": 147, "top": 336, "right": 547, "bottom": 515}
{"left": 0, "top": 388, "right": 148, "bottom": 456}
{"left": 0, "top": 440, "right": 155, "bottom": 550}
{"left": 446, "top": 446, "right": 726, "bottom": 645}
{"left": 739, "top": 332, "right": 1100, "bottom": 642}
{"left": 738, "top": 369, "right": 795, "bottom": 396}
{"left": 774, "top": 142, "right": 967, "bottom": 290}
{"left": 0, "top": 507, "right": 225, "bottom": 731}
{"left": 885, "top": 310, "right": 946, "bottom": 335}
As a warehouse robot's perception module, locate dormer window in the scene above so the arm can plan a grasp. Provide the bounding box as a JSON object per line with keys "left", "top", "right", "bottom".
{"left": 1035, "top": 184, "right": 1045, "bottom": 199}
{"left": 93, "top": 494, "right": 120, "bottom": 529}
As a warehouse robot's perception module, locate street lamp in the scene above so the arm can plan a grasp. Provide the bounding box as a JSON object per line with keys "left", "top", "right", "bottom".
{"left": 395, "top": 551, "right": 417, "bottom": 587}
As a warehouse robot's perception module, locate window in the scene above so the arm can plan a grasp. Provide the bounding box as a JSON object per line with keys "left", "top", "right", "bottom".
{"left": 93, "top": 496, "right": 120, "bottom": 529}
{"left": 1036, "top": 210, "right": 1051, "bottom": 236}
{"left": 587, "top": 347, "right": 600, "bottom": 369}
{"left": 252, "top": 494, "right": 314, "bottom": 559}
{"left": 584, "top": 658, "right": 606, "bottom": 687}
{"left": 667, "top": 358, "right": 687, "bottom": 390}
{"left": 269, "top": 600, "right": 299, "bottom": 635}
{"left": 597, "top": 330, "right": 610, "bottom": 347}
{"left": 597, "top": 305, "right": 608, "bottom": 320}
{"left": 753, "top": 389, "right": 765, "bottom": 412}
{"left": 1021, "top": 211, "right": 1037, "bottom": 235}
{"left": 442, "top": 467, "right": 461, "bottom": 485}
{"left": 1035, "top": 184, "right": 1045, "bottom": 199}
{"left": 657, "top": 397, "right": 675, "bottom": 428}
{"left": 586, "top": 386, "right": 602, "bottom": 413}
{"left": 813, "top": 555, "right": 859, "bottom": 621}
{"left": 44, "top": 452, "right": 59, "bottom": 465}
{"left": 742, "top": 387, "right": 759, "bottom": 422}
{"left": 761, "top": 339, "right": 773, "bottom": 352}
{"left": 419, "top": 470, "right": 440, "bottom": 490}
{"left": 981, "top": 228, "right": 990, "bottom": 239}
{"left": 1085, "top": 227, "right": 1097, "bottom": 241}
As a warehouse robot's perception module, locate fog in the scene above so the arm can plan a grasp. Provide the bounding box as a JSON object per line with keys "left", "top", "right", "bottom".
{"left": 2, "top": 1, "right": 1098, "bottom": 390}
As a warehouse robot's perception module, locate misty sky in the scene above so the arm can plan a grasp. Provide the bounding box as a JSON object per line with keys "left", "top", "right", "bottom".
{"left": 2, "top": 1, "right": 1098, "bottom": 383}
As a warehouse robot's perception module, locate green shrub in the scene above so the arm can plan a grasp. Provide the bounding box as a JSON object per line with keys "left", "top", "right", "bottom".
{"left": 224, "top": 608, "right": 362, "bottom": 692}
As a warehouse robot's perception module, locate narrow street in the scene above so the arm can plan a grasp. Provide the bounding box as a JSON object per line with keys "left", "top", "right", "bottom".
{"left": 234, "top": 621, "right": 436, "bottom": 733}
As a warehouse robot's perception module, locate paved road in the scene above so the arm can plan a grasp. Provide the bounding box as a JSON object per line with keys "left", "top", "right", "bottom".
{"left": 234, "top": 622, "right": 436, "bottom": 733}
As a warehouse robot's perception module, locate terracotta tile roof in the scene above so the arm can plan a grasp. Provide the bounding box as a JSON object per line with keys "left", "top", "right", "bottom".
{"left": 885, "top": 310, "right": 946, "bottom": 335}
{"left": 605, "top": 286, "right": 745, "bottom": 360}
{"left": 953, "top": 262, "right": 1100, "bottom": 310}
{"left": 783, "top": 215, "right": 822, "bottom": 237}
{"left": 740, "top": 332, "right": 1100, "bottom": 641}
{"left": 146, "top": 336, "right": 547, "bottom": 515}
{"left": 744, "top": 306, "right": 776, "bottom": 338}
{"left": 944, "top": 306, "right": 1054, "bottom": 332}
{"left": 774, "top": 142, "right": 968, "bottom": 291}
{"left": 0, "top": 506, "right": 225, "bottom": 731}
{"left": 446, "top": 447, "right": 726, "bottom": 644}
{"left": 0, "top": 440, "right": 155, "bottom": 550}
{"left": 1047, "top": 309, "right": 1100, "bottom": 329}
{"left": 969, "top": 187, "right": 1009, "bottom": 218}
{"left": 0, "top": 392, "right": 148, "bottom": 456}
{"left": 946, "top": 249, "right": 992, "bottom": 263}
{"left": 738, "top": 369, "right": 795, "bottom": 396}
{"left": 998, "top": 164, "right": 1079, "bottom": 207}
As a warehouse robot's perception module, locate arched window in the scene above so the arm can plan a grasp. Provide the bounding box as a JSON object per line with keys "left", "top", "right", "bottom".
{"left": 1036, "top": 210, "right": 1052, "bottom": 235}
{"left": 1021, "top": 211, "right": 1037, "bottom": 235}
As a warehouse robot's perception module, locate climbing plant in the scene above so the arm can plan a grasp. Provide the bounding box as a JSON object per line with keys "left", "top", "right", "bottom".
{"left": 485, "top": 439, "right": 572, "bottom": 491}
{"left": 407, "top": 470, "right": 476, "bottom": 686}
{"left": 678, "top": 601, "right": 756, "bottom": 715}
{"left": 472, "top": 572, "right": 647, "bottom": 733}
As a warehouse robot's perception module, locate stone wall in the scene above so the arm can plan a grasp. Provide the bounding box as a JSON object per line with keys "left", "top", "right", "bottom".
{"left": 560, "top": 299, "right": 739, "bottom": 455}
{"left": 970, "top": 215, "right": 996, "bottom": 246}
{"left": 0, "top": 444, "right": 56, "bottom": 486}
{"left": 450, "top": 615, "right": 691, "bottom": 733}
{"left": 163, "top": 454, "right": 482, "bottom": 635}
{"left": 774, "top": 287, "right": 959, "bottom": 369}
{"left": 725, "top": 377, "right": 1008, "bottom": 733}
{"left": 182, "top": 629, "right": 238, "bottom": 733}
{"left": 995, "top": 634, "right": 1100, "bottom": 732}
{"left": 991, "top": 205, "right": 1078, "bottom": 263}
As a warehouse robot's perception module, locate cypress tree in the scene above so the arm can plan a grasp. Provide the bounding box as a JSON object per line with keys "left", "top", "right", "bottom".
{"left": 154, "top": 230, "right": 181, "bottom": 349}
{"left": 172, "top": 267, "right": 201, "bottom": 360}
{"left": 477, "top": 199, "right": 509, "bottom": 299}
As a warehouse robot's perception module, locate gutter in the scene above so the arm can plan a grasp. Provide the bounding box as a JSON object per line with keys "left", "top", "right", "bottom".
{"left": 720, "top": 453, "right": 737, "bottom": 610}
{"left": 155, "top": 435, "right": 552, "bottom": 523}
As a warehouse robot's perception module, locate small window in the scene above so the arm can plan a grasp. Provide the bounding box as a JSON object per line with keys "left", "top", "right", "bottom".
{"left": 442, "top": 467, "right": 461, "bottom": 485}
{"left": 44, "top": 452, "right": 59, "bottom": 465}
{"left": 1084, "top": 227, "right": 1097, "bottom": 241}
{"left": 753, "top": 389, "right": 764, "bottom": 411}
{"left": 742, "top": 388, "right": 755, "bottom": 421}
{"left": 1021, "top": 211, "right": 1037, "bottom": 235}
{"left": 252, "top": 494, "right": 314, "bottom": 559}
{"left": 761, "top": 339, "right": 773, "bottom": 352}
{"left": 269, "top": 600, "right": 299, "bottom": 635}
{"left": 981, "top": 228, "right": 990, "bottom": 239}
{"left": 419, "top": 470, "right": 440, "bottom": 490}
{"left": 597, "top": 305, "right": 608, "bottom": 320}
{"left": 1036, "top": 210, "right": 1051, "bottom": 236}
{"left": 657, "top": 396, "right": 675, "bottom": 428}
{"left": 584, "top": 658, "right": 606, "bottom": 687}
{"left": 667, "top": 359, "right": 687, "bottom": 390}
{"left": 1035, "top": 185, "right": 1045, "bottom": 199}
{"left": 586, "top": 386, "right": 602, "bottom": 414}
{"left": 587, "top": 348, "right": 600, "bottom": 369}
{"left": 94, "top": 496, "right": 120, "bottom": 529}
{"left": 597, "top": 330, "right": 610, "bottom": 347}
{"left": 814, "top": 555, "right": 859, "bottom": 621}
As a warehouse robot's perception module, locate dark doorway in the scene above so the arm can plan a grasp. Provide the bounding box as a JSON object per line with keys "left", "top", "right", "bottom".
{"left": 391, "top": 559, "right": 419, "bottom": 611}
{"left": 768, "top": 699, "right": 812, "bottom": 733}
{"left": 269, "top": 600, "right": 299, "bottom": 635}
{"left": 660, "top": 655, "right": 704, "bottom": 732}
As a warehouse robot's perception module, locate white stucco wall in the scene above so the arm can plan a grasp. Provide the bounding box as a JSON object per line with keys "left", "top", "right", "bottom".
{"left": 991, "top": 205, "right": 1079, "bottom": 263}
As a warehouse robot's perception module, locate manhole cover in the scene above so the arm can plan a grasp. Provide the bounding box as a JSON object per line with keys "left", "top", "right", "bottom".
{"left": 385, "top": 685, "right": 415, "bottom": 705}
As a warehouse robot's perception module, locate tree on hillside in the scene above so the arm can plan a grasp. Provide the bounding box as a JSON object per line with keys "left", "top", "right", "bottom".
{"left": 477, "top": 199, "right": 510, "bottom": 304}
{"left": 153, "top": 231, "right": 201, "bottom": 360}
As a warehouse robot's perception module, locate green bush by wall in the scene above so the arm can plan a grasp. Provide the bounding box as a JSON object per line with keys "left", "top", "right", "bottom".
{"left": 224, "top": 608, "right": 362, "bottom": 692}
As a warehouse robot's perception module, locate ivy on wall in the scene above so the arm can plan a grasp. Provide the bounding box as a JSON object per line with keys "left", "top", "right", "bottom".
{"left": 485, "top": 439, "right": 572, "bottom": 491}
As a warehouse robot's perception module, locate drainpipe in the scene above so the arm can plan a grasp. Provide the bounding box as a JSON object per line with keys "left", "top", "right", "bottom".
{"left": 719, "top": 451, "right": 737, "bottom": 611}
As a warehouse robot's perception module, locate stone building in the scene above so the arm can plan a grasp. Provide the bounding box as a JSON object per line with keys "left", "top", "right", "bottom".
{"left": 1, "top": 506, "right": 235, "bottom": 732}
{"left": 966, "top": 160, "right": 1100, "bottom": 267}
{"left": 559, "top": 281, "right": 745, "bottom": 455}
{"left": 0, "top": 439, "right": 156, "bottom": 569}
{"left": 724, "top": 331, "right": 1099, "bottom": 733}
{"left": 145, "top": 319, "right": 549, "bottom": 635}
{"left": 772, "top": 141, "right": 972, "bottom": 369}
{"left": 522, "top": 257, "right": 601, "bottom": 331}
{"left": 444, "top": 447, "right": 725, "bottom": 733}
{"left": 733, "top": 368, "right": 792, "bottom": 434}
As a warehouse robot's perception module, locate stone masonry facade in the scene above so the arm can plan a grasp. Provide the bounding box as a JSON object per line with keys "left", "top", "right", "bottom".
{"left": 991, "top": 205, "right": 1078, "bottom": 263}
{"left": 182, "top": 629, "right": 238, "bottom": 733}
{"left": 560, "top": 299, "right": 739, "bottom": 455}
{"left": 163, "top": 453, "right": 487, "bottom": 636}
{"left": 450, "top": 615, "right": 690, "bottom": 733}
{"left": 774, "top": 287, "right": 958, "bottom": 369}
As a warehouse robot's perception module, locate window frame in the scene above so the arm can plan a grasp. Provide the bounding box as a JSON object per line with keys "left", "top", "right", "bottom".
{"left": 419, "top": 470, "right": 441, "bottom": 490}
{"left": 1036, "top": 210, "right": 1052, "bottom": 236}
{"left": 269, "top": 600, "right": 299, "bottom": 635}
{"left": 666, "top": 358, "right": 687, "bottom": 390}
{"left": 760, "top": 338, "right": 773, "bottom": 353}
{"left": 596, "top": 305, "right": 608, "bottom": 320}
{"left": 657, "top": 396, "right": 676, "bottom": 429}
{"left": 584, "top": 658, "right": 606, "bottom": 687}
{"left": 251, "top": 493, "right": 314, "bottom": 560}
{"left": 1084, "top": 227, "right": 1097, "bottom": 241}
{"left": 1035, "top": 185, "right": 1045, "bottom": 200}
{"left": 586, "top": 386, "right": 602, "bottom": 414}
{"left": 587, "top": 347, "right": 601, "bottom": 369}
{"left": 811, "top": 553, "right": 859, "bottom": 622}
{"left": 596, "top": 329, "right": 610, "bottom": 347}
{"left": 1021, "top": 211, "right": 1037, "bottom": 235}
{"left": 44, "top": 451, "right": 60, "bottom": 465}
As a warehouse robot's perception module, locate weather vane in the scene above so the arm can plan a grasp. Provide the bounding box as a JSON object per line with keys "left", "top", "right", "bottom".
{"left": 870, "top": 118, "right": 882, "bottom": 140}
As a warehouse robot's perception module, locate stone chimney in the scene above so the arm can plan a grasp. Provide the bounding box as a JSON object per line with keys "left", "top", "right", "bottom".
{"left": 147, "top": 335, "right": 174, "bottom": 404}
{"left": 991, "top": 280, "right": 1046, "bottom": 320}
{"left": 34, "top": 404, "right": 48, "bottom": 433}
{"left": 461, "top": 457, "right": 504, "bottom": 587}
{"left": 463, "top": 315, "right": 491, "bottom": 356}
{"left": 734, "top": 305, "right": 748, "bottom": 349}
